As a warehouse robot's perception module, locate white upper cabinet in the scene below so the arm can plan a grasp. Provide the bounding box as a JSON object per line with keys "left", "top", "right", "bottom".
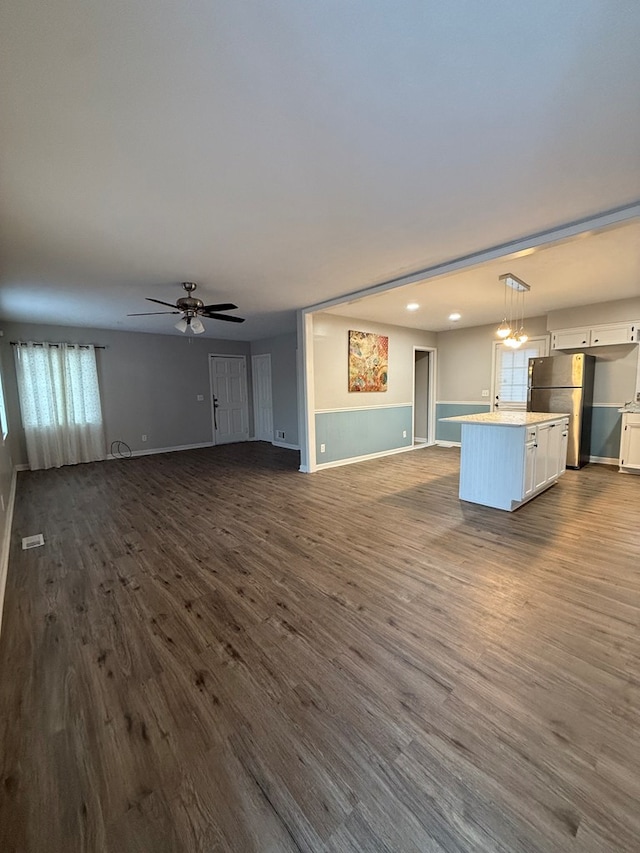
{"left": 551, "top": 321, "right": 638, "bottom": 350}
{"left": 552, "top": 328, "right": 592, "bottom": 349}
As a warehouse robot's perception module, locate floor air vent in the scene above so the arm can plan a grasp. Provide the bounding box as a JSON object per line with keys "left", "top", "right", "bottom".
{"left": 22, "top": 534, "right": 45, "bottom": 550}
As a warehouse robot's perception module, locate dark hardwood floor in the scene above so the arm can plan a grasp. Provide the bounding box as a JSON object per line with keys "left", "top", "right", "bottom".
{"left": 1, "top": 443, "right": 639, "bottom": 852}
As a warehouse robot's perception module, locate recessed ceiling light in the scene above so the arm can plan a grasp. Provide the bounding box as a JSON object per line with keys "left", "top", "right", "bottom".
{"left": 406, "top": 302, "right": 420, "bottom": 311}
{"left": 448, "top": 312, "right": 461, "bottom": 321}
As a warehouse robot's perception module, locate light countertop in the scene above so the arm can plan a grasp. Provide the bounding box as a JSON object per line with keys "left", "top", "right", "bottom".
{"left": 440, "top": 411, "right": 569, "bottom": 427}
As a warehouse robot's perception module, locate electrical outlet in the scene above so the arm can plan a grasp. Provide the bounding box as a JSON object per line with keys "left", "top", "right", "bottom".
{"left": 276, "top": 430, "right": 285, "bottom": 440}
{"left": 403, "top": 430, "right": 407, "bottom": 438}
{"left": 482, "top": 389, "right": 489, "bottom": 397}
{"left": 141, "top": 434, "right": 147, "bottom": 442}
{"left": 320, "top": 443, "right": 326, "bottom": 453}
{"left": 196, "top": 394, "right": 204, "bottom": 401}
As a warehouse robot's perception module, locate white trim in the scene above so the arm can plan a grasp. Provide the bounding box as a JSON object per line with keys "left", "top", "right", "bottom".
{"left": 14, "top": 463, "right": 29, "bottom": 472}
{"left": 436, "top": 400, "right": 490, "bottom": 406}
{"left": 590, "top": 455, "right": 618, "bottom": 465}
{"left": 315, "top": 402, "right": 413, "bottom": 414}
{"left": 314, "top": 442, "right": 428, "bottom": 471}
{"left": 298, "top": 311, "right": 316, "bottom": 473}
{"left": 592, "top": 403, "right": 630, "bottom": 408}
{"left": 435, "top": 440, "right": 461, "bottom": 448}
{"left": 0, "top": 466, "right": 18, "bottom": 637}
{"left": 272, "top": 441, "right": 300, "bottom": 451}
{"left": 107, "top": 441, "right": 213, "bottom": 459}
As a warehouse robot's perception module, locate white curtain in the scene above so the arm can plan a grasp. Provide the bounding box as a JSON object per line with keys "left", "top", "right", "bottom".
{"left": 14, "top": 342, "right": 106, "bottom": 470}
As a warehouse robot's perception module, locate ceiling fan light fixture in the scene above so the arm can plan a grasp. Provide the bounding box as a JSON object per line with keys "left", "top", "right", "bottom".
{"left": 190, "top": 317, "right": 205, "bottom": 334}
{"left": 175, "top": 317, "right": 188, "bottom": 333}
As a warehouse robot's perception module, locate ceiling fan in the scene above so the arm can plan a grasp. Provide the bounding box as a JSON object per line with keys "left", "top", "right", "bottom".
{"left": 128, "top": 282, "right": 245, "bottom": 334}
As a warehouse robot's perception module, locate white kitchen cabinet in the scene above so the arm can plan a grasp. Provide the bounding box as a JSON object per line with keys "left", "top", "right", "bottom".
{"left": 440, "top": 412, "right": 569, "bottom": 511}
{"left": 552, "top": 328, "right": 592, "bottom": 349}
{"left": 589, "top": 323, "right": 637, "bottom": 346}
{"left": 619, "top": 413, "right": 640, "bottom": 473}
{"left": 552, "top": 321, "right": 638, "bottom": 350}
{"left": 534, "top": 423, "right": 551, "bottom": 490}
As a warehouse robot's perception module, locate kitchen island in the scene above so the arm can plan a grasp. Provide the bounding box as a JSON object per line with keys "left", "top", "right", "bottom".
{"left": 440, "top": 411, "right": 569, "bottom": 511}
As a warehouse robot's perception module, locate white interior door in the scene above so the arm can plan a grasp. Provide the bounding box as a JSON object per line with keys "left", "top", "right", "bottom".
{"left": 491, "top": 337, "right": 549, "bottom": 412}
{"left": 209, "top": 355, "right": 249, "bottom": 445}
{"left": 252, "top": 353, "right": 273, "bottom": 442}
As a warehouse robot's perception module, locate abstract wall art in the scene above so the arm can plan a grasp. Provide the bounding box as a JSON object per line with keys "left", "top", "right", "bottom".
{"left": 348, "top": 330, "right": 388, "bottom": 392}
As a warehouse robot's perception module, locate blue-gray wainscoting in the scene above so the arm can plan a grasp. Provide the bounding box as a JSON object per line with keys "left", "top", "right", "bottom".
{"left": 436, "top": 403, "right": 491, "bottom": 443}
{"left": 590, "top": 406, "right": 622, "bottom": 459}
{"left": 436, "top": 403, "right": 621, "bottom": 459}
{"left": 315, "top": 405, "right": 413, "bottom": 464}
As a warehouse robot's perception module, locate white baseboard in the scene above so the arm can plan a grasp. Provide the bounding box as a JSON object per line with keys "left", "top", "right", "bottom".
{"left": 0, "top": 466, "right": 18, "bottom": 637}
{"left": 435, "top": 440, "right": 461, "bottom": 448}
{"left": 589, "top": 455, "right": 618, "bottom": 465}
{"left": 107, "top": 441, "right": 214, "bottom": 460}
{"left": 14, "top": 463, "right": 29, "bottom": 472}
{"left": 272, "top": 441, "right": 300, "bottom": 451}
{"left": 315, "top": 442, "right": 419, "bottom": 471}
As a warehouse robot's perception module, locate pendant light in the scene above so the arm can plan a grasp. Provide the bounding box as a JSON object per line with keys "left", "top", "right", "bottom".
{"left": 496, "top": 278, "right": 511, "bottom": 339}
{"left": 497, "top": 274, "right": 530, "bottom": 348}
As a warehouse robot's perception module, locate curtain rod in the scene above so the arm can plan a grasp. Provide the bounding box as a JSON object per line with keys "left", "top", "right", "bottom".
{"left": 10, "top": 341, "right": 106, "bottom": 349}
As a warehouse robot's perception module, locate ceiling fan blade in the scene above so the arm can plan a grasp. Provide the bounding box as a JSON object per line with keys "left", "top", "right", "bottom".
{"left": 201, "top": 312, "right": 245, "bottom": 323}
{"left": 145, "top": 297, "right": 179, "bottom": 308}
{"left": 127, "top": 311, "right": 181, "bottom": 316}
{"left": 201, "top": 302, "right": 238, "bottom": 312}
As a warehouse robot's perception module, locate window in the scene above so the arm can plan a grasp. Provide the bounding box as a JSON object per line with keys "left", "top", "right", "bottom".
{"left": 492, "top": 337, "right": 549, "bottom": 411}
{"left": 14, "top": 342, "right": 105, "bottom": 470}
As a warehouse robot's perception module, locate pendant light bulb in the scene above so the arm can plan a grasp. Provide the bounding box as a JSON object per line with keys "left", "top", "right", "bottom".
{"left": 497, "top": 320, "right": 511, "bottom": 339}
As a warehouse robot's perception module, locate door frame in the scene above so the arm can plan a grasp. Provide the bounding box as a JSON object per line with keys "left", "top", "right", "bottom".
{"left": 251, "top": 352, "right": 273, "bottom": 442}
{"left": 208, "top": 353, "right": 249, "bottom": 445}
{"left": 412, "top": 346, "right": 437, "bottom": 445}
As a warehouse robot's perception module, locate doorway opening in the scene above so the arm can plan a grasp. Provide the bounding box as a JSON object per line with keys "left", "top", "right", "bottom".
{"left": 413, "top": 347, "right": 435, "bottom": 446}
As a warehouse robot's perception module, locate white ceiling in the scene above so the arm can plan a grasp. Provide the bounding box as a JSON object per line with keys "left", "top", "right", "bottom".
{"left": 1, "top": 1, "right": 639, "bottom": 340}
{"left": 324, "top": 220, "right": 640, "bottom": 331}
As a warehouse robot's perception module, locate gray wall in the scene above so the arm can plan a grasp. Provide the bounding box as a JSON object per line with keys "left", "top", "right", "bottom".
{"left": 436, "top": 316, "right": 549, "bottom": 402}
{"left": 251, "top": 332, "right": 299, "bottom": 447}
{"left": 2, "top": 322, "right": 251, "bottom": 465}
{"left": 313, "top": 313, "right": 436, "bottom": 409}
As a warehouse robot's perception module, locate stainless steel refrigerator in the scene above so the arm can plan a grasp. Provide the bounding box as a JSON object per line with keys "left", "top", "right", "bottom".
{"left": 527, "top": 353, "right": 595, "bottom": 469}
